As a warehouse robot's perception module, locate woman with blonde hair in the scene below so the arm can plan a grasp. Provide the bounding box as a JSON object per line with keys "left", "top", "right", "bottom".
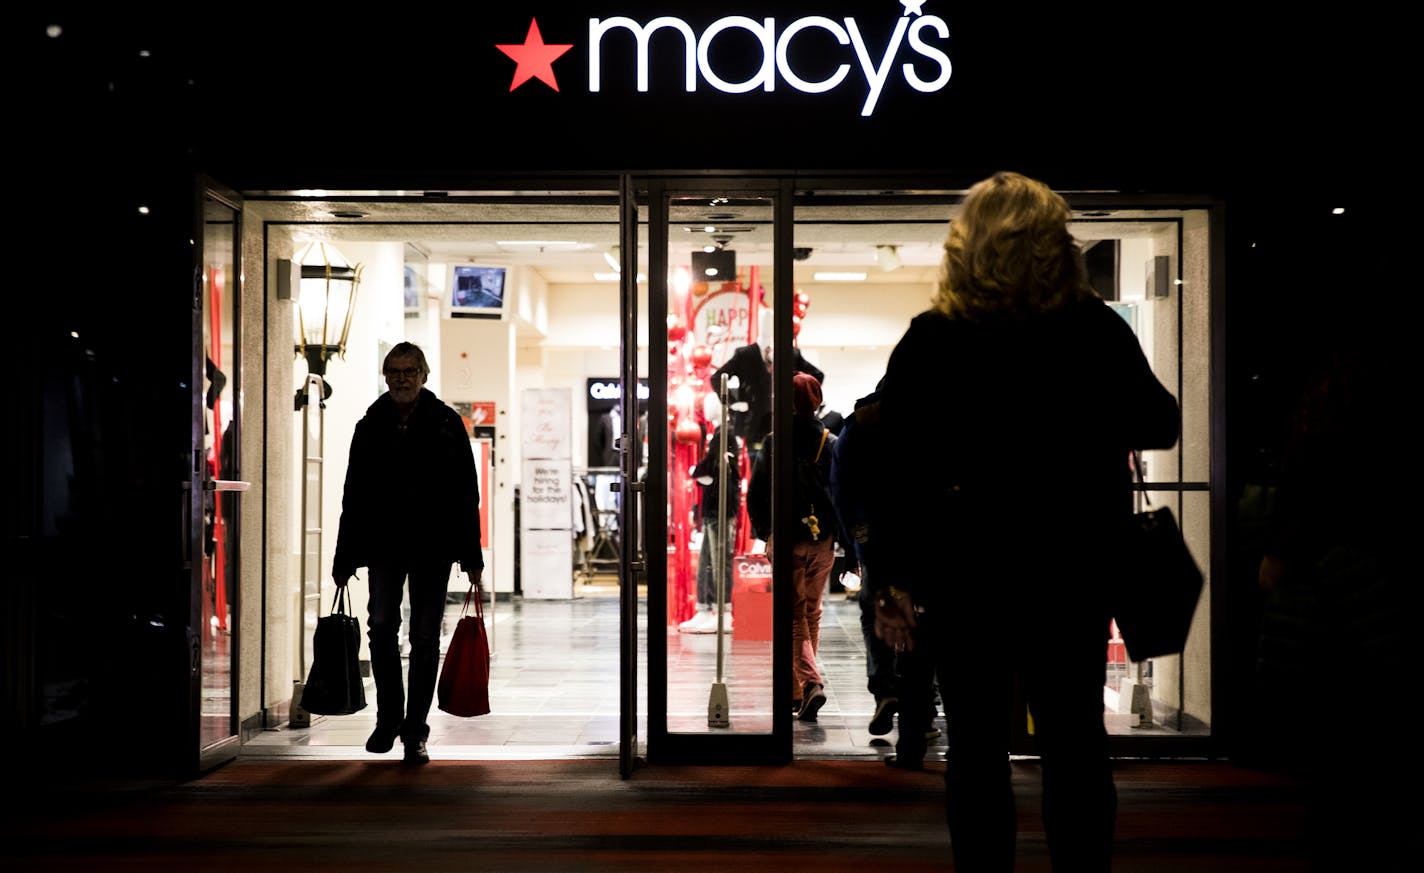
{"left": 867, "top": 172, "right": 1180, "bottom": 871}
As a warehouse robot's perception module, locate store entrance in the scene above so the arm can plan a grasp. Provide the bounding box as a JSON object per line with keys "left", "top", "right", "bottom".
{"left": 236, "top": 178, "right": 1216, "bottom": 768}
{"left": 244, "top": 180, "right": 922, "bottom": 767}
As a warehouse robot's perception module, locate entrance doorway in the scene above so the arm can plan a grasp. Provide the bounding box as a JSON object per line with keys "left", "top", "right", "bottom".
{"left": 233, "top": 180, "right": 1216, "bottom": 767}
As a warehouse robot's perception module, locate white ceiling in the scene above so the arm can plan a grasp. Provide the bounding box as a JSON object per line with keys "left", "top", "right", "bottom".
{"left": 256, "top": 193, "right": 1158, "bottom": 289}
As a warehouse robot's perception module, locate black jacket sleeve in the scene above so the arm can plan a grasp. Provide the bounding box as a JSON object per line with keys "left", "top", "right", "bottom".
{"left": 332, "top": 420, "right": 374, "bottom": 579}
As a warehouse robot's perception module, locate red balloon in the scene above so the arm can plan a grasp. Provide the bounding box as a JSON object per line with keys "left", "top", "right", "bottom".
{"left": 793, "top": 290, "right": 811, "bottom": 318}
{"left": 674, "top": 417, "right": 701, "bottom": 444}
{"left": 667, "top": 314, "right": 687, "bottom": 341}
{"left": 690, "top": 345, "right": 712, "bottom": 368}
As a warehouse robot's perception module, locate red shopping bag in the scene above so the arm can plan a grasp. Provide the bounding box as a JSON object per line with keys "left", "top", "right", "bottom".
{"left": 437, "top": 582, "right": 491, "bottom": 717}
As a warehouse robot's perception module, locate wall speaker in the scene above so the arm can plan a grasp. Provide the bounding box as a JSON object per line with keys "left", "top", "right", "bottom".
{"left": 275, "top": 258, "right": 299, "bottom": 300}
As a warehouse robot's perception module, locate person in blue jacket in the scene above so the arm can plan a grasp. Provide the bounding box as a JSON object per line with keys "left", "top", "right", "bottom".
{"left": 831, "top": 386, "right": 940, "bottom": 768}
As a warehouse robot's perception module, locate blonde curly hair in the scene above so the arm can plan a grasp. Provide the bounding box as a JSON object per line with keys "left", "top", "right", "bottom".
{"left": 932, "top": 171, "right": 1095, "bottom": 321}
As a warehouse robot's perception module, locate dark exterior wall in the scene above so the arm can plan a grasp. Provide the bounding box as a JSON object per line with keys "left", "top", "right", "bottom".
{"left": 13, "top": 4, "right": 1396, "bottom": 775}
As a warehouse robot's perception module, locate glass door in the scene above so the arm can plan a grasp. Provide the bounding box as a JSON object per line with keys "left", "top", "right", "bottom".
{"left": 618, "top": 175, "right": 643, "bottom": 777}
{"left": 784, "top": 182, "right": 1218, "bottom": 759}
{"left": 196, "top": 178, "right": 246, "bottom": 772}
{"left": 643, "top": 178, "right": 794, "bottom": 764}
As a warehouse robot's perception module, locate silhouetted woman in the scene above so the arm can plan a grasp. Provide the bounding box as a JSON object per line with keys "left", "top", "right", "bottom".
{"left": 869, "top": 172, "right": 1180, "bottom": 871}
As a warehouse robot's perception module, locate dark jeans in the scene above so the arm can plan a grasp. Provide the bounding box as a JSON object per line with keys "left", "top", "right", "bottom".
{"left": 935, "top": 603, "right": 1116, "bottom": 872}
{"left": 366, "top": 559, "right": 452, "bottom": 744}
{"left": 859, "top": 584, "right": 939, "bottom": 740}
{"left": 858, "top": 585, "right": 898, "bottom": 700}
{"left": 695, "top": 517, "right": 734, "bottom": 608}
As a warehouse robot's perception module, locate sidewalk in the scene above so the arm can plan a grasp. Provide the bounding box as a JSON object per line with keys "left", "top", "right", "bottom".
{"left": 3, "top": 756, "right": 1355, "bottom": 872}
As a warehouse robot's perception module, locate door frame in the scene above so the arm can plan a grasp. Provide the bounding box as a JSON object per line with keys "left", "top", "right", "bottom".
{"left": 640, "top": 175, "right": 796, "bottom": 765}
{"left": 618, "top": 173, "right": 642, "bottom": 777}
{"left": 194, "top": 175, "right": 245, "bottom": 775}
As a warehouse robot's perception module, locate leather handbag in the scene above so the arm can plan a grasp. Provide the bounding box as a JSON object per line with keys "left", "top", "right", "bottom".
{"left": 1112, "top": 452, "right": 1204, "bottom": 662}
{"left": 298, "top": 586, "right": 368, "bottom": 715}
{"left": 438, "top": 580, "right": 492, "bottom": 717}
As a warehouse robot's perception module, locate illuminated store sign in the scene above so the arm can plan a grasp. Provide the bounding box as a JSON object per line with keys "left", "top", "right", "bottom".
{"left": 497, "top": 1, "right": 952, "bottom": 117}
{"left": 589, "top": 380, "right": 652, "bottom": 402}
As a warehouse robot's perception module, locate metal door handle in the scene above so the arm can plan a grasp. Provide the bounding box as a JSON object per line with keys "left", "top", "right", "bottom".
{"left": 205, "top": 479, "right": 252, "bottom": 492}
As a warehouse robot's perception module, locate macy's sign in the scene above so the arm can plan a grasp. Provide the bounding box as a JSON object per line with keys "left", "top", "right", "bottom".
{"left": 497, "top": 2, "right": 952, "bottom": 117}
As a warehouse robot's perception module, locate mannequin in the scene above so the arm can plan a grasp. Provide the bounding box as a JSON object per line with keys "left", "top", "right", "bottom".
{"left": 709, "top": 318, "right": 823, "bottom": 449}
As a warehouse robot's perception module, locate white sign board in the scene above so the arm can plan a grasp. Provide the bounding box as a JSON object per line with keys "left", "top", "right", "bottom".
{"left": 521, "top": 528, "right": 574, "bottom": 600}
{"left": 521, "top": 387, "right": 572, "bottom": 461}
{"left": 521, "top": 459, "right": 573, "bottom": 531}
{"left": 519, "top": 387, "right": 575, "bottom": 598}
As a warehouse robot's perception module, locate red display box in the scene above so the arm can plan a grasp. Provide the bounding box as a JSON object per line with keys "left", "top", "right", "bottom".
{"left": 731, "top": 553, "right": 773, "bottom": 640}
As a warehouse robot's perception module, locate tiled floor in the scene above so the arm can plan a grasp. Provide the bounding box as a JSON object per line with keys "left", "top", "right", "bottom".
{"left": 242, "top": 582, "right": 928, "bottom": 763}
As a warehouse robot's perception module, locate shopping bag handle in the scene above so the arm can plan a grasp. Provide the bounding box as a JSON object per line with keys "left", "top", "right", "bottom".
{"left": 331, "top": 584, "right": 354, "bottom": 616}
{"left": 460, "top": 575, "right": 484, "bottom": 621}
{"left": 1131, "top": 449, "right": 1154, "bottom": 510}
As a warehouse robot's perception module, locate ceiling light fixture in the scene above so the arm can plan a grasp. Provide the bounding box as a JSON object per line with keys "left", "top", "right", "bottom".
{"left": 496, "top": 240, "right": 581, "bottom": 250}
{"left": 875, "top": 244, "right": 901, "bottom": 271}
{"left": 813, "top": 271, "right": 867, "bottom": 282}
{"left": 604, "top": 244, "right": 621, "bottom": 272}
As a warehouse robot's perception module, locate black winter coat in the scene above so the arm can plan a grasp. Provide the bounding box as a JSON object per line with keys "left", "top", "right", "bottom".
{"left": 710, "top": 343, "right": 824, "bottom": 448}
{"left": 873, "top": 300, "right": 1180, "bottom": 610}
{"left": 332, "top": 388, "right": 484, "bottom": 577}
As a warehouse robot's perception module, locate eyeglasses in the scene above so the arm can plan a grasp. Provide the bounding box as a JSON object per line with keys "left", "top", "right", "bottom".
{"left": 384, "top": 367, "right": 421, "bottom": 380}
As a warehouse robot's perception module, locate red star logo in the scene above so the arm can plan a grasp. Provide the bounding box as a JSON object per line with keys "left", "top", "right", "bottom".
{"left": 496, "top": 19, "right": 573, "bottom": 92}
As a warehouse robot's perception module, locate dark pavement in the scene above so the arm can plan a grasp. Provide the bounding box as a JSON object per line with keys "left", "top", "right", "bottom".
{"left": 7, "top": 755, "right": 1401, "bottom": 872}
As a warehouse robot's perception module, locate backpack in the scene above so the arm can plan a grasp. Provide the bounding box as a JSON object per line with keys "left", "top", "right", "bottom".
{"left": 793, "top": 427, "right": 837, "bottom": 543}
{"left": 746, "top": 423, "right": 838, "bottom": 543}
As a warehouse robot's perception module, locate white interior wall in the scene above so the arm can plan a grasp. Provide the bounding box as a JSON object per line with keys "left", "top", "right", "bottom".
{"left": 252, "top": 218, "right": 1213, "bottom": 735}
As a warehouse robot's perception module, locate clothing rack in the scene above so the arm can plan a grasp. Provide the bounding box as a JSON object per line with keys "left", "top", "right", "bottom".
{"left": 583, "top": 467, "right": 622, "bottom": 574}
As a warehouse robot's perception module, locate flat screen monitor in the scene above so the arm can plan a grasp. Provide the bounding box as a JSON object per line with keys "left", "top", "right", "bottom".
{"left": 447, "top": 264, "right": 508, "bottom": 319}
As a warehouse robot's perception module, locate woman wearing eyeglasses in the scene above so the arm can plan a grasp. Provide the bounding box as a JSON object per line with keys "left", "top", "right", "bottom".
{"left": 332, "top": 341, "right": 485, "bottom": 765}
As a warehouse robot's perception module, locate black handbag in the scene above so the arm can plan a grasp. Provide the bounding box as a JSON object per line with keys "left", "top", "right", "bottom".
{"left": 1112, "top": 451, "right": 1204, "bottom": 662}
{"left": 298, "top": 585, "right": 368, "bottom": 715}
